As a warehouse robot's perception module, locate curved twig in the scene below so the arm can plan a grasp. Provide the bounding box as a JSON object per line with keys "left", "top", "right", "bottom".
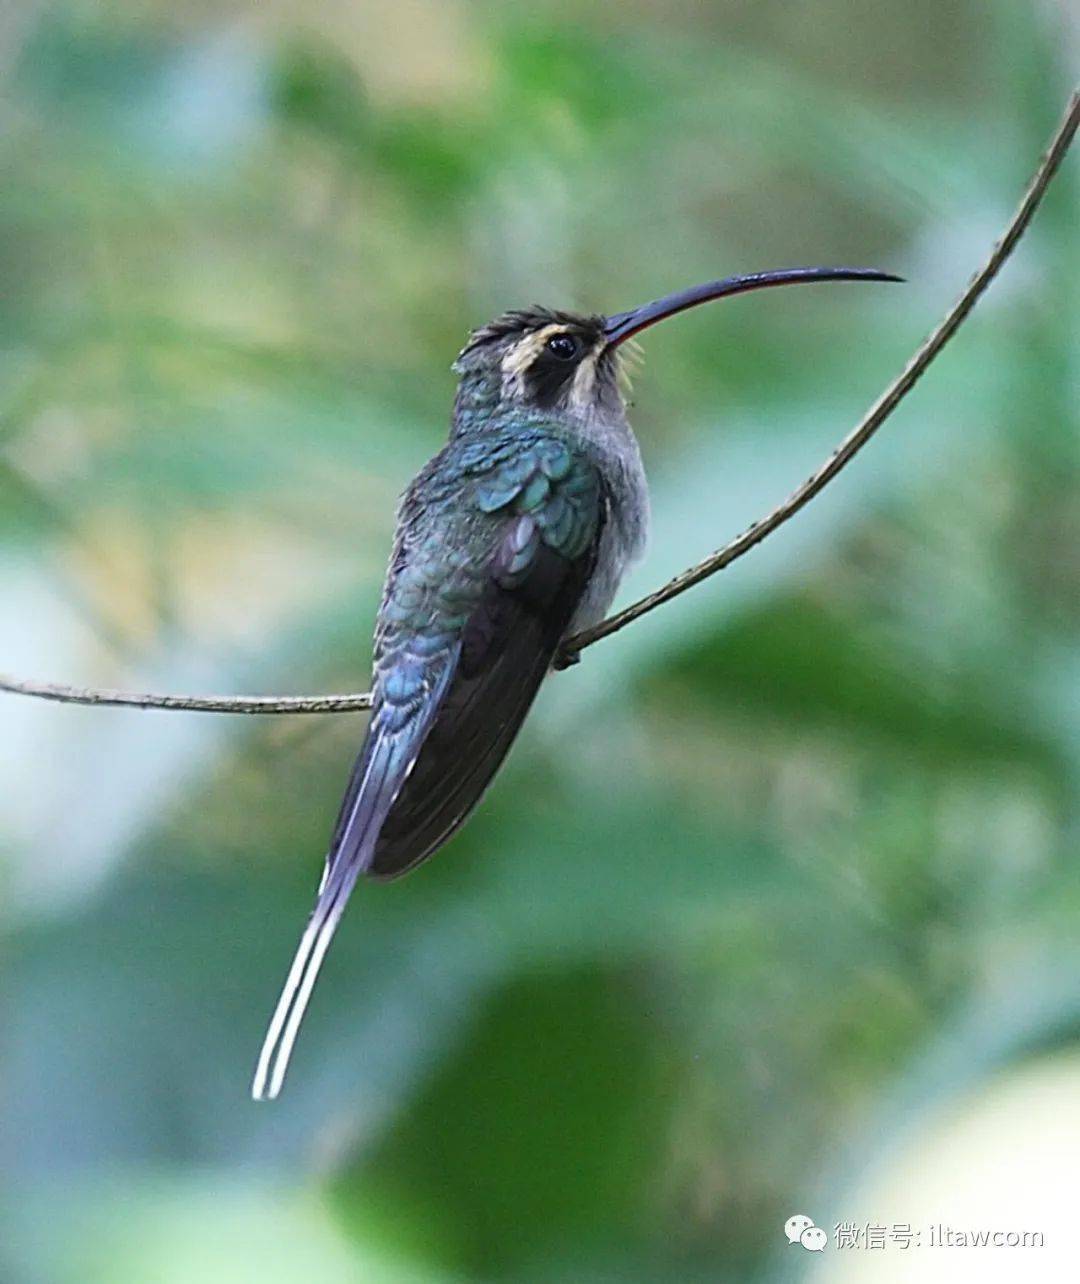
{"left": 2, "top": 89, "right": 1077, "bottom": 716}
{"left": 563, "top": 88, "right": 1080, "bottom": 655}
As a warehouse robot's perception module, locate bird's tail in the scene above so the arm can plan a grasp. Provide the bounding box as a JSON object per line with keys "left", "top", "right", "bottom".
{"left": 251, "top": 854, "right": 365, "bottom": 1101}
{"left": 251, "top": 722, "right": 411, "bottom": 1101}
{"left": 252, "top": 653, "right": 459, "bottom": 1100}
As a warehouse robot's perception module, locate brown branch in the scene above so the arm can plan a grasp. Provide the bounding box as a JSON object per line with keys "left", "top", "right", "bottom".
{"left": 0, "top": 673, "right": 373, "bottom": 714}
{"left": 2, "top": 89, "right": 1077, "bottom": 716}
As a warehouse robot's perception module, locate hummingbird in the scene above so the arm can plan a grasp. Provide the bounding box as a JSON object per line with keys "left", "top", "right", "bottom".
{"left": 252, "top": 265, "right": 899, "bottom": 1099}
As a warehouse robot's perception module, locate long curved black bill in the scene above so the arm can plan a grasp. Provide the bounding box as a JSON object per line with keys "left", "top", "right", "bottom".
{"left": 602, "top": 266, "right": 902, "bottom": 346}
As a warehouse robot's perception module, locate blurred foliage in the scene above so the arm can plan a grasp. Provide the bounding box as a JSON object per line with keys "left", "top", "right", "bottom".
{"left": 1, "top": 2, "right": 1078, "bottom": 1282}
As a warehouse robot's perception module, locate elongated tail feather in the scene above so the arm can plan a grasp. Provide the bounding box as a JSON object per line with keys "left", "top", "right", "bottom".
{"left": 251, "top": 852, "right": 367, "bottom": 1101}
{"left": 252, "top": 657, "right": 457, "bottom": 1101}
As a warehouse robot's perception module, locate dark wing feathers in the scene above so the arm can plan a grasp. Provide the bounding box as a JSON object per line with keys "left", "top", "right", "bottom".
{"left": 367, "top": 517, "right": 593, "bottom": 879}
{"left": 361, "top": 431, "right": 603, "bottom": 878}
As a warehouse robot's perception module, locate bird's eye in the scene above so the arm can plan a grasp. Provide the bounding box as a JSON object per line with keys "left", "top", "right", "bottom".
{"left": 545, "top": 333, "right": 579, "bottom": 361}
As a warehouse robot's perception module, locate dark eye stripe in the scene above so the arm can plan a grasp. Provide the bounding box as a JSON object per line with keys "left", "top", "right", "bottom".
{"left": 527, "top": 344, "right": 583, "bottom": 407}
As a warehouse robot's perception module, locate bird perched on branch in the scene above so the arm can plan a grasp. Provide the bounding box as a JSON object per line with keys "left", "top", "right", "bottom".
{"left": 252, "top": 265, "right": 898, "bottom": 1099}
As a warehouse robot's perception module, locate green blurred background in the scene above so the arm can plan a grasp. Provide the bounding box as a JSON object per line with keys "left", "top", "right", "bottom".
{"left": 1, "top": 2, "right": 1078, "bottom": 1281}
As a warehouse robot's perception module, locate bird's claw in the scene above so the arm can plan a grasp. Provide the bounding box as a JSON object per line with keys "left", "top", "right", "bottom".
{"left": 553, "top": 647, "right": 580, "bottom": 671}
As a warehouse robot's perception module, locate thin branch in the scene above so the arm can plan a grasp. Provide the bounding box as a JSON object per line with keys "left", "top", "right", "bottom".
{"left": 0, "top": 673, "right": 372, "bottom": 714}
{"left": 1, "top": 90, "right": 1077, "bottom": 716}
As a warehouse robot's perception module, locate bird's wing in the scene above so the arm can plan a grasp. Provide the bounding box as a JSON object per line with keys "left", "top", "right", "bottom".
{"left": 366, "top": 434, "right": 603, "bottom": 879}
{"left": 252, "top": 432, "right": 603, "bottom": 1099}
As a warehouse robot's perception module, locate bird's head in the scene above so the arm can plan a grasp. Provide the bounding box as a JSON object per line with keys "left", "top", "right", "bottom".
{"left": 452, "top": 266, "right": 900, "bottom": 428}
{"left": 454, "top": 307, "right": 618, "bottom": 423}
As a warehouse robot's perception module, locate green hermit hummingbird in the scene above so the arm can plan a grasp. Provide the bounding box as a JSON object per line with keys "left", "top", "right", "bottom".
{"left": 252, "top": 265, "right": 899, "bottom": 1099}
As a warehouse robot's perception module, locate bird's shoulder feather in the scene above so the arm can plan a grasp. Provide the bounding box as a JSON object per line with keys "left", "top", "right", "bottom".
{"left": 374, "top": 427, "right": 600, "bottom": 661}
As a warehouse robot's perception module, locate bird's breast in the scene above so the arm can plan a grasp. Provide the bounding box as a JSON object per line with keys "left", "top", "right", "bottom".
{"left": 568, "top": 420, "right": 649, "bottom": 635}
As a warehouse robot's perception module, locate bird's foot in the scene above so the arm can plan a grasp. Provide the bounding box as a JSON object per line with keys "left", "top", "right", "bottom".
{"left": 552, "top": 646, "right": 580, "bottom": 671}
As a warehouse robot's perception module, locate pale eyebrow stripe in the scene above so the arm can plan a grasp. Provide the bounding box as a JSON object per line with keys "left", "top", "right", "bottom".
{"left": 500, "top": 323, "right": 566, "bottom": 387}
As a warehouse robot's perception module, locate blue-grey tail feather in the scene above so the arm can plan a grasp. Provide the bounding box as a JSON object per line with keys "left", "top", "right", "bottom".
{"left": 251, "top": 656, "right": 458, "bottom": 1101}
